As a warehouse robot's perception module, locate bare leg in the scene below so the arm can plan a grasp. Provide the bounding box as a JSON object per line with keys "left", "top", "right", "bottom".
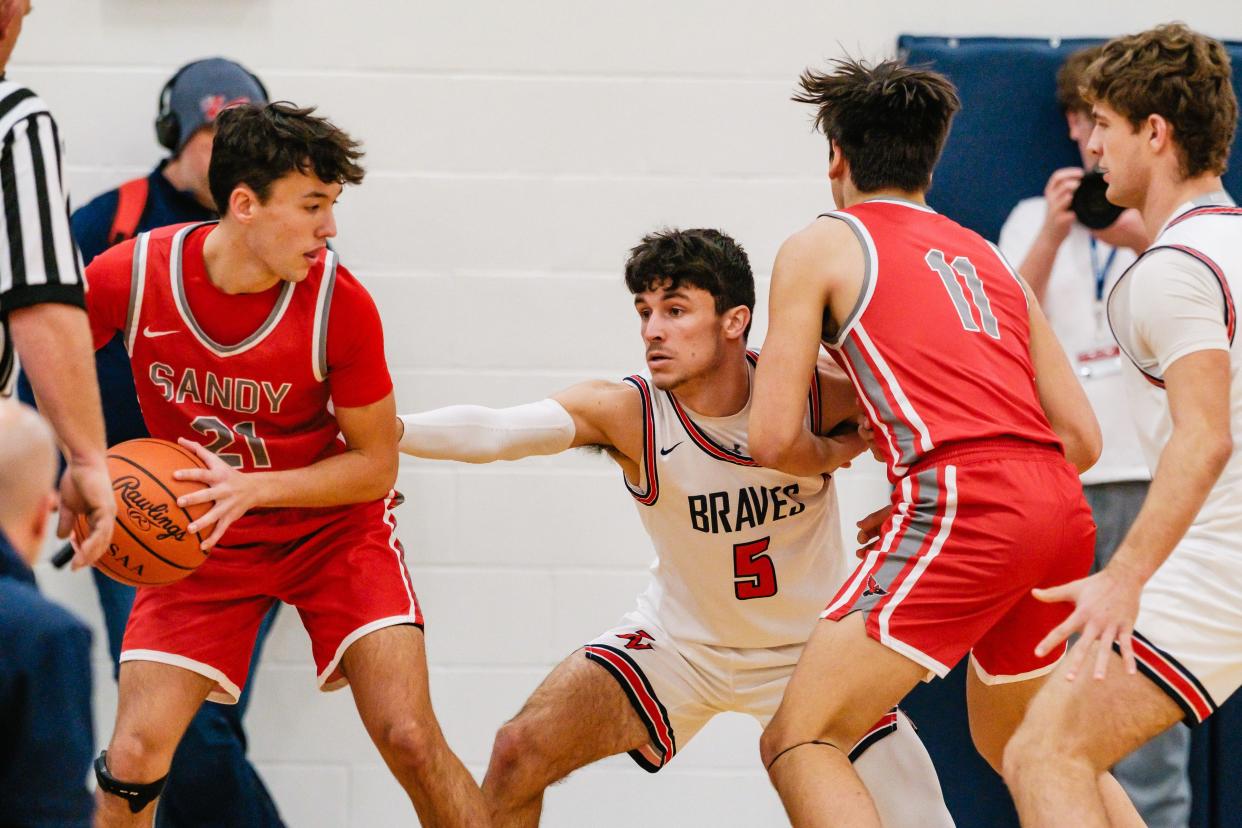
{"left": 760, "top": 613, "right": 928, "bottom": 828}
{"left": 94, "top": 662, "right": 214, "bottom": 827}
{"left": 342, "top": 624, "right": 486, "bottom": 827}
{"left": 483, "top": 649, "right": 650, "bottom": 828}
{"left": 1004, "top": 640, "right": 1181, "bottom": 828}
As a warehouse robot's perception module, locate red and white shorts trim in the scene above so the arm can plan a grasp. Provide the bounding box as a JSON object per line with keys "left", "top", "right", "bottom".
{"left": 823, "top": 439, "right": 1095, "bottom": 682}
{"left": 121, "top": 495, "right": 422, "bottom": 703}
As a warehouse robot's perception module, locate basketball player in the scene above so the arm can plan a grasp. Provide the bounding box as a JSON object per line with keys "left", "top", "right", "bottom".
{"left": 746, "top": 59, "right": 1143, "bottom": 827}
{"left": 82, "top": 103, "right": 486, "bottom": 826}
{"left": 397, "top": 227, "right": 954, "bottom": 827}
{"left": 1004, "top": 25, "right": 1241, "bottom": 827}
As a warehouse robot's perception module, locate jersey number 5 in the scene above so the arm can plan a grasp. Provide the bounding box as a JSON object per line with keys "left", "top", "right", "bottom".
{"left": 734, "top": 537, "right": 777, "bottom": 600}
{"left": 925, "top": 249, "right": 1001, "bottom": 339}
{"left": 190, "top": 416, "right": 272, "bottom": 469}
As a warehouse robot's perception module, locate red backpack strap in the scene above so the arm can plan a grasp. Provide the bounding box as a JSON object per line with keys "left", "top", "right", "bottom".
{"left": 107, "top": 177, "right": 150, "bottom": 246}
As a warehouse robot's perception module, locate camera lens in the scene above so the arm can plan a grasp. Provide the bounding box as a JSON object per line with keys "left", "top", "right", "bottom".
{"left": 1071, "top": 170, "right": 1124, "bottom": 230}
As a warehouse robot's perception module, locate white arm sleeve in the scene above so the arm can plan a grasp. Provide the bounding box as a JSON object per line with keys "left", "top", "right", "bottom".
{"left": 398, "top": 399, "right": 575, "bottom": 463}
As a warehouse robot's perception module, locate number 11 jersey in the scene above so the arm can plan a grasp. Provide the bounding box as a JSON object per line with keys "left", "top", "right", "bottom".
{"left": 84, "top": 221, "right": 394, "bottom": 546}
{"left": 821, "top": 199, "right": 1062, "bottom": 482}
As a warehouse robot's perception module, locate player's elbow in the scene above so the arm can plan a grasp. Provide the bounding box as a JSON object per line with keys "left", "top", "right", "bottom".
{"left": 1201, "top": 430, "right": 1233, "bottom": 478}
{"left": 749, "top": 427, "right": 793, "bottom": 471}
{"left": 363, "top": 450, "right": 400, "bottom": 500}
{"left": 1063, "top": 419, "right": 1102, "bottom": 475}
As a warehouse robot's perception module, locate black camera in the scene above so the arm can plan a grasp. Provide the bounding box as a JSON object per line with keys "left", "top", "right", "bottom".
{"left": 1071, "top": 170, "right": 1124, "bottom": 230}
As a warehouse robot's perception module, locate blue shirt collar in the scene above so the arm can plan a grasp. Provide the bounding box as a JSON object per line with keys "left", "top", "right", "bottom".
{"left": 0, "top": 528, "right": 36, "bottom": 586}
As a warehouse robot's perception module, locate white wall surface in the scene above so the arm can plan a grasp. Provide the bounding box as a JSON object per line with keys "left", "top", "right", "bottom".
{"left": 22, "top": 2, "right": 1240, "bottom": 826}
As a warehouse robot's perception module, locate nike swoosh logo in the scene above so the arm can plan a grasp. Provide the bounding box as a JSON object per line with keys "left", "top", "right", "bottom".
{"left": 142, "top": 327, "right": 179, "bottom": 338}
{"left": 659, "top": 442, "right": 683, "bottom": 456}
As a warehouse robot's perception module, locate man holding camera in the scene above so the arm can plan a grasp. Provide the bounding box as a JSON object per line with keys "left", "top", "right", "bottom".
{"left": 997, "top": 44, "right": 1187, "bottom": 828}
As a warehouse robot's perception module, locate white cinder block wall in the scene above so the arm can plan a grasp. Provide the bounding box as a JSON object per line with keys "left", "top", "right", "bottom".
{"left": 24, "top": 3, "right": 1239, "bottom": 825}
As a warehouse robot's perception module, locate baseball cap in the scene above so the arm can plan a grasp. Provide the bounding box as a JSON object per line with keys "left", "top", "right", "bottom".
{"left": 161, "top": 58, "right": 268, "bottom": 152}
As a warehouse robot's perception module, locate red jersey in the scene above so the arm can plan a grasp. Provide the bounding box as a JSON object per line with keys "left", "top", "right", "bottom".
{"left": 85, "top": 221, "right": 393, "bottom": 544}
{"left": 822, "top": 200, "right": 1060, "bottom": 482}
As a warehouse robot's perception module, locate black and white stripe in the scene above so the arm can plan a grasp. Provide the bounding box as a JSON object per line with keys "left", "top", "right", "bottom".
{"left": 0, "top": 79, "right": 84, "bottom": 395}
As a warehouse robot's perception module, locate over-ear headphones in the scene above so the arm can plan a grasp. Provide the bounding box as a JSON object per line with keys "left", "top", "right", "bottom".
{"left": 155, "top": 58, "right": 269, "bottom": 152}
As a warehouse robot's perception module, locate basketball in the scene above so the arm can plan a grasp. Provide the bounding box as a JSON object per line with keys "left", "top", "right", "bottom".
{"left": 77, "top": 438, "right": 212, "bottom": 587}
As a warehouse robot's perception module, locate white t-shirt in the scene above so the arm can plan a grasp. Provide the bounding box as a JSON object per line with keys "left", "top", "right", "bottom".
{"left": 999, "top": 197, "right": 1148, "bottom": 484}
{"left": 1107, "top": 194, "right": 1241, "bottom": 555}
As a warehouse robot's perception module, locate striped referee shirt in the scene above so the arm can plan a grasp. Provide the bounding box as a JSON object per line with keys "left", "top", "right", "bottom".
{"left": 0, "top": 76, "right": 84, "bottom": 396}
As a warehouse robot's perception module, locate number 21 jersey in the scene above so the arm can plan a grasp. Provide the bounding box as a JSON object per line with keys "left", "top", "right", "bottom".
{"left": 822, "top": 199, "right": 1062, "bottom": 481}
{"left": 84, "top": 222, "right": 394, "bottom": 545}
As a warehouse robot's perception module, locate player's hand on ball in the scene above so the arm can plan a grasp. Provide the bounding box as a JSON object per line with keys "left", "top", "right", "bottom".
{"left": 173, "top": 437, "right": 262, "bottom": 551}
{"left": 58, "top": 457, "right": 116, "bottom": 569}
{"left": 854, "top": 504, "right": 892, "bottom": 559}
{"left": 1032, "top": 563, "right": 1145, "bottom": 681}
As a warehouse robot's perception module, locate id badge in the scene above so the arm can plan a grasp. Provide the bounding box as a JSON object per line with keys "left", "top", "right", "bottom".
{"left": 1076, "top": 344, "right": 1122, "bottom": 379}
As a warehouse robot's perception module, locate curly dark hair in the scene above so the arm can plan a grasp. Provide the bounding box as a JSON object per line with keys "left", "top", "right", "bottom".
{"left": 1083, "top": 23, "right": 1236, "bottom": 177}
{"left": 793, "top": 57, "right": 961, "bottom": 193}
{"left": 624, "top": 228, "right": 755, "bottom": 338}
{"left": 209, "top": 101, "right": 365, "bottom": 214}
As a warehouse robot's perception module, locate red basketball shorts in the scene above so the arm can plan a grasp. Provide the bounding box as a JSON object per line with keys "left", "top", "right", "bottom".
{"left": 120, "top": 494, "right": 422, "bottom": 703}
{"left": 823, "top": 438, "right": 1095, "bottom": 683}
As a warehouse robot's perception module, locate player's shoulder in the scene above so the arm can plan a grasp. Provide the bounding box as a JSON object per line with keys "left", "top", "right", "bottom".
{"left": 569, "top": 377, "right": 644, "bottom": 408}
{"left": 775, "top": 215, "right": 860, "bottom": 274}
{"left": 84, "top": 234, "right": 140, "bottom": 282}
{"left": 1128, "top": 244, "right": 1219, "bottom": 295}
{"left": 321, "top": 254, "right": 380, "bottom": 316}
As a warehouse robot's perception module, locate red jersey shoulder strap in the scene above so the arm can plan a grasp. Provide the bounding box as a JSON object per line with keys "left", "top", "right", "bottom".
{"left": 108, "top": 177, "right": 150, "bottom": 247}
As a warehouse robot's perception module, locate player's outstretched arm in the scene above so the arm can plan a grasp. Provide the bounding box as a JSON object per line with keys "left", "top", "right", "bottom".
{"left": 397, "top": 379, "right": 645, "bottom": 467}
{"left": 1024, "top": 280, "right": 1102, "bottom": 472}
{"left": 175, "top": 392, "right": 399, "bottom": 550}
{"left": 751, "top": 222, "right": 864, "bottom": 476}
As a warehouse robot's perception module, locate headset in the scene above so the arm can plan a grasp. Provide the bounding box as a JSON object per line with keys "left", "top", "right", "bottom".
{"left": 154, "top": 59, "right": 269, "bottom": 152}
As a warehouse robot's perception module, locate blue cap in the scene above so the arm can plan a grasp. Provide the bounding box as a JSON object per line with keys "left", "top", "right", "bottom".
{"left": 162, "top": 58, "right": 268, "bottom": 152}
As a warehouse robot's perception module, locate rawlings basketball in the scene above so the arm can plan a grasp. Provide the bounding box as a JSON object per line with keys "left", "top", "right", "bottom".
{"left": 77, "top": 438, "right": 212, "bottom": 586}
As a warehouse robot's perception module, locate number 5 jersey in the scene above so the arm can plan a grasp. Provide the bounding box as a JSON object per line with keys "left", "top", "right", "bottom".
{"left": 84, "top": 221, "right": 394, "bottom": 546}
{"left": 622, "top": 353, "right": 845, "bottom": 650}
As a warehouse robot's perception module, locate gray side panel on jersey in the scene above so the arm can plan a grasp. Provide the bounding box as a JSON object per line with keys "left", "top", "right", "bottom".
{"left": 842, "top": 336, "right": 918, "bottom": 468}
{"left": 853, "top": 466, "right": 941, "bottom": 613}
{"left": 819, "top": 212, "right": 875, "bottom": 348}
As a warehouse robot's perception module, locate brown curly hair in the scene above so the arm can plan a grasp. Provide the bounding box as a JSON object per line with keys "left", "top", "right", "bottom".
{"left": 1082, "top": 23, "right": 1236, "bottom": 177}
{"left": 1056, "top": 46, "right": 1102, "bottom": 114}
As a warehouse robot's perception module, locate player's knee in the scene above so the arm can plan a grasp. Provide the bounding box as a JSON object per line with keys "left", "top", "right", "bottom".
{"left": 377, "top": 719, "right": 441, "bottom": 776}
{"left": 1001, "top": 717, "right": 1052, "bottom": 787}
{"left": 103, "top": 730, "right": 172, "bottom": 782}
{"left": 486, "top": 720, "right": 545, "bottom": 797}
{"left": 759, "top": 717, "right": 838, "bottom": 772}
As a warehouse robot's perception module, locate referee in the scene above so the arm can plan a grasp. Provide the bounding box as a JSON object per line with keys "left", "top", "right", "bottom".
{"left": 0, "top": 0, "right": 113, "bottom": 568}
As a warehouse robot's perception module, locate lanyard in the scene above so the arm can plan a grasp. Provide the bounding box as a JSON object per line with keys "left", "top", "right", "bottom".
{"left": 1089, "top": 236, "right": 1119, "bottom": 302}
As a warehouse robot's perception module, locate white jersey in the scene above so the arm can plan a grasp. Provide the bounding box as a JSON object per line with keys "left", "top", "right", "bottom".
{"left": 622, "top": 353, "right": 845, "bottom": 649}
{"left": 1108, "top": 193, "right": 1242, "bottom": 555}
